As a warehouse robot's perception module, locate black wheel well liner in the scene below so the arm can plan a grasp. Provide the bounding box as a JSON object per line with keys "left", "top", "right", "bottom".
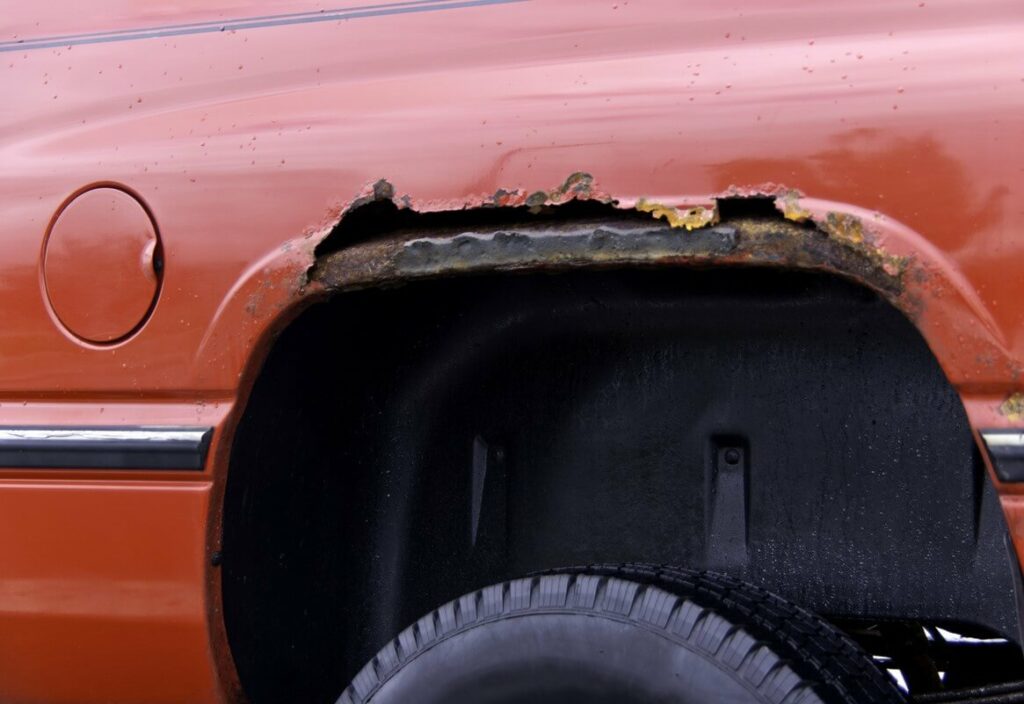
{"left": 222, "top": 265, "right": 1021, "bottom": 704}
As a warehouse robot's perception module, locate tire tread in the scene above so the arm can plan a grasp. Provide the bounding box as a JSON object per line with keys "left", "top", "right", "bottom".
{"left": 337, "top": 563, "right": 903, "bottom": 704}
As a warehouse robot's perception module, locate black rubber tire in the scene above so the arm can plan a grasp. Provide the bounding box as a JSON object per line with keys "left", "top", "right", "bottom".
{"left": 338, "top": 564, "right": 904, "bottom": 704}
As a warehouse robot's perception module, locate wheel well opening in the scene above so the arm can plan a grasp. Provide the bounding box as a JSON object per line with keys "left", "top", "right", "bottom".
{"left": 223, "top": 266, "right": 1022, "bottom": 703}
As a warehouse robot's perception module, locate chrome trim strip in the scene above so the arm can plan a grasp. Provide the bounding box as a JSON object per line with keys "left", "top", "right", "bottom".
{"left": 982, "top": 431, "right": 1024, "bottom": 448}
{"left": 0, "top": 428, "right": 209, "bottom": 443}
{"left": 0, "top": 426, "right": 213, "bottom": 470}
{"left": 981, "top": 430, "right": 1024, "bottom": 483}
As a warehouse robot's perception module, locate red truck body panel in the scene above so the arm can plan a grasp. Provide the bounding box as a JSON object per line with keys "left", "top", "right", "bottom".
{"left": 1, "top": 1, "right": 1023, "bottom": 700}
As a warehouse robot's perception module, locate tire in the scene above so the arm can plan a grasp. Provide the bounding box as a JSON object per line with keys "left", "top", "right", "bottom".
{"left": 338, "top": 564, "right": 904, "bottom": 704}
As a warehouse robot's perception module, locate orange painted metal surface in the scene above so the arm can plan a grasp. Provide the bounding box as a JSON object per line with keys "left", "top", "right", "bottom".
{"left": 1, "top": 0, "right": 1023, "bottom": 701}
{"left": 0, "top": 481, "right": 216, "bottom": 703}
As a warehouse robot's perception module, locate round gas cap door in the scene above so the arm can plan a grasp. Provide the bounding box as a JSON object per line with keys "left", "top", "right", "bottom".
{"left": 43, "top": 187, "right": 161, "bottom": 344}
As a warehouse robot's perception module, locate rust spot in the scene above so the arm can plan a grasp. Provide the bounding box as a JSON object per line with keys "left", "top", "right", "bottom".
{"left": 1000, "top": 393, "right": 1024, "bottom": 422}
{"left": 522, "top": 172, "right": 610, "bottom": 210}
{"left": 822, "top": 212, "right": 865, "bottom": 245}
{"left": 547, "top": 171, "right": 600, "bottom": 202}
{"left": 462, "top": 172, "right": 609, "bottom": 212}
{"left": 486, "top": 188, "right": 524, "bottom": 208}
{"left": 778, "top": 189, "right": 813, "bottom": 222}
{"left": 818, "top": 210, "right": 908, "bottom": 279}
{"left": 635, "top": 199, "right": 718, "bottom": 231}
{"left": 308, "top": 176, "right": 910, "bottom": 316}
{"left": 349, "top": 178, "right": 396, "bottom": 211}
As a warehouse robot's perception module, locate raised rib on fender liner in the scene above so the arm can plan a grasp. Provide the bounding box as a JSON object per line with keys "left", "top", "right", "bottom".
{"left": 338, "top": 563, "right": 904, "bottom": 704}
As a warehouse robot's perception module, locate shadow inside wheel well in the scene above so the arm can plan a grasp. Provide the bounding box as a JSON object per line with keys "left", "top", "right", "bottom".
{"left": 223, "top": 266, "right": 1021, "bottom": 704}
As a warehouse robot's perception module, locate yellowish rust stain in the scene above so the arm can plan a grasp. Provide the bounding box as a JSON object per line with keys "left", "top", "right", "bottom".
{"left": 822, "top": 212, "right": 865, "bottom": 245}
{"left": 778, "top": 190, "right": 812, "bottom": 222}
{"left": 824, "top": 211, "right": 908, "bottom": 276}
{"left": 636, "top": 199, "right": 717, "bottom": 230}
{"left": 1000, "top": 392, "right": 1024, "bottom": 421}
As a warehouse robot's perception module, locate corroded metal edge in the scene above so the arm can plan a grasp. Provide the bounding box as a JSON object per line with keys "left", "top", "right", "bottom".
{"left": 310, "top": 215, "right": 904, "bottom": 299}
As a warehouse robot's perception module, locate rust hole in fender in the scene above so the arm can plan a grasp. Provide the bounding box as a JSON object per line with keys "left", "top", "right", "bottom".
{"left": 312, "top": 175, "right": 647, "bottom": 256}
{"left": 308, "top": 176, "right": 907, "bottom": 303}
